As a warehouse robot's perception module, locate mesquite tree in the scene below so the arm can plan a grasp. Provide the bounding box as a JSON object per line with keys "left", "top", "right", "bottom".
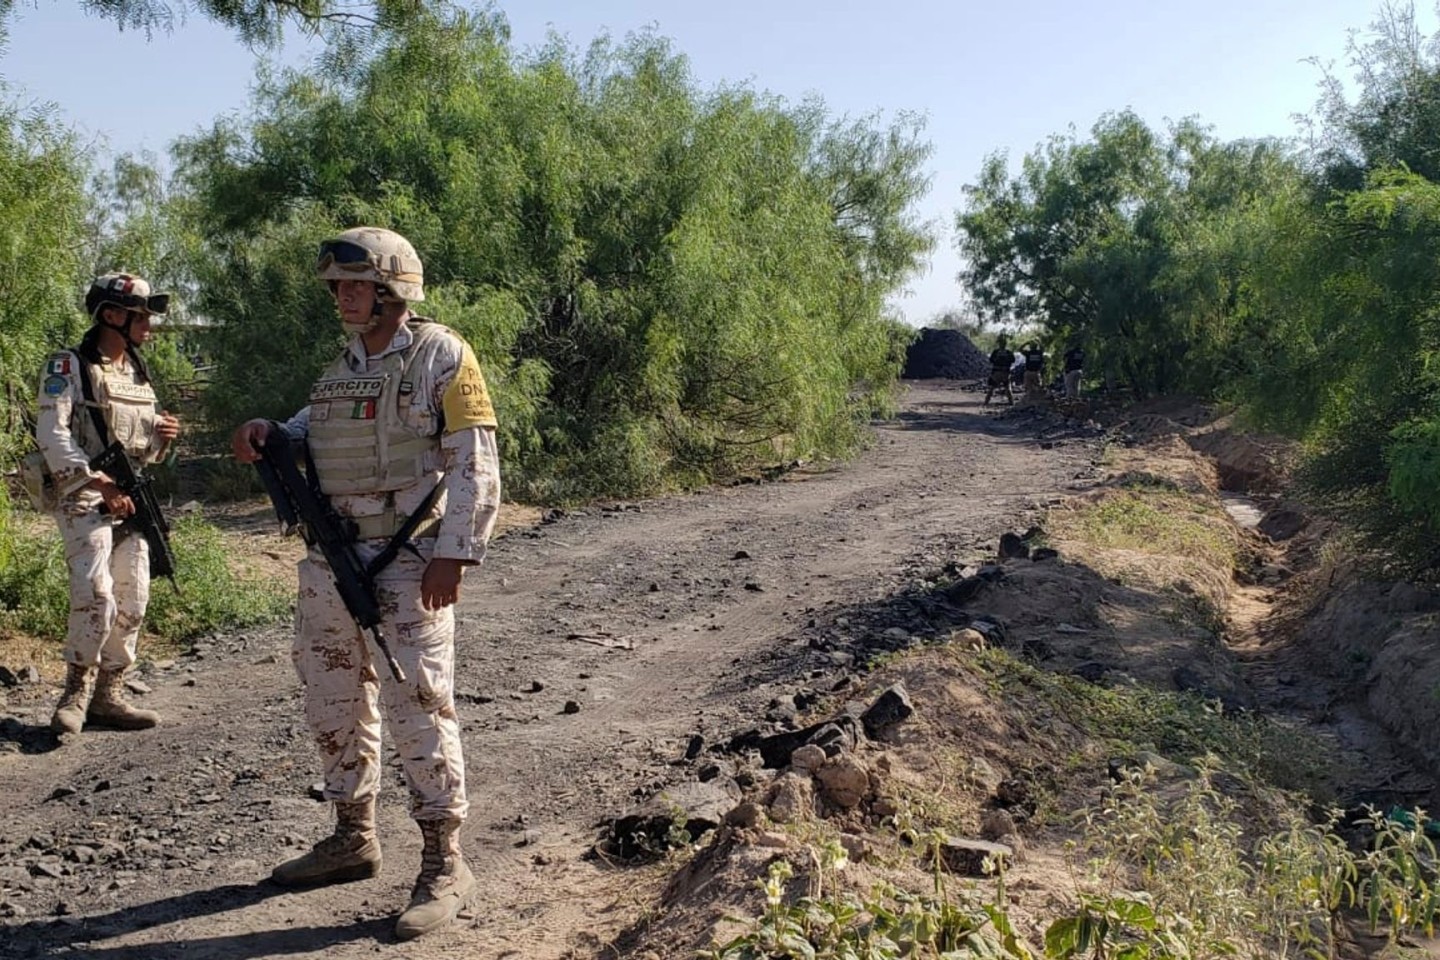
{"left": 172, "top": 6, "right": 932, "bottom": 499}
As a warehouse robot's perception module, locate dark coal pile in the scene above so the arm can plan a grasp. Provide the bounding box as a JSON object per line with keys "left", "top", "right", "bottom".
{"left": 902, "top": 328, "right": 990, "bottom": 379}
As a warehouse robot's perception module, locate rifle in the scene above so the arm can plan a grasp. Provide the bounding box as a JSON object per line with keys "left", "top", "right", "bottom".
{"left": 251, "top": 422, "right": 407, "bottom": 683}
{"left": 90, "top": 442, "right": 179, "bottom": 593}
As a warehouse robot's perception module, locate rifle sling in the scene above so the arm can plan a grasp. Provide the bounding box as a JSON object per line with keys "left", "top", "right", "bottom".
{"left": 73, "top": 350, "right": 113, "bottom": 451}
{"left": 295, "top": 436, "right": 444, "bottom": 579}
{"left": 366, "top": 482, "right": 444, "bottom": 579}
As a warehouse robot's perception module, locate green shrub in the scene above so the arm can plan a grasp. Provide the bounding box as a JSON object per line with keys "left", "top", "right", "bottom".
{"left": 0, "top": 489, "right": 69, "bottom": 640}
{"left": 0, "top": 503, "right": 289, "bottom": 648}
{"left": 177, "top": 9, "right": 930, "bottom": 501}
{"left": 144, "top": 514, "right": 291, "bottom": 642}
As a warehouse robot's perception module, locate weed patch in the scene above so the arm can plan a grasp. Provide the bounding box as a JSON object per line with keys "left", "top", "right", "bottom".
{"left": 1050, "top": 488, "right": 1237, "bottom": 573}
{"left": 0, "top": 498, "right": 290, "bottom": 656}
{"left": 709, "top": 754, "right": 1438, "bottom": 960}
{"left": 975, "top": 649, "right": 1334, "bottom": 795}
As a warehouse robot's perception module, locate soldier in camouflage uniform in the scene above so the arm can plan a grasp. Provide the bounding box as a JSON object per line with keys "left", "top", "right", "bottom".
{"left": 35, "top": 273, "right": 181, "bottom": 736}
{"left": 231, "top": 227, "right": 501, "bottom": 941}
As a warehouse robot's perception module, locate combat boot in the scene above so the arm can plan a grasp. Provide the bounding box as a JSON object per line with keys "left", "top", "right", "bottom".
{"left": 395, "top": 819, "right": 474, "bottom": 940}
{"left": 50, "top": 664, "right": 95, "bottom": 735}
{"left": 87, "top": 667, "right": 160, "bottom": 729}
{"left": 271, "top": 799, "right": 382, "bottom": 887}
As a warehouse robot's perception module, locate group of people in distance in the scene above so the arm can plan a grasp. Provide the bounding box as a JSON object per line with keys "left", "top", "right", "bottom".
{"left": 27, "top": 228, "right": 499, "bottom": 940}
{"left": 983, "top": 334, "right": 1086, "bottom": 406}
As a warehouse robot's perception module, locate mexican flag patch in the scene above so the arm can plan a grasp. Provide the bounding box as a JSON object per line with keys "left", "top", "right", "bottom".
{"left": 351, "top": 399, "right": 377, "bottom": 419}
{"left": 47, "top": 356, "right": 70, "bottom": 376}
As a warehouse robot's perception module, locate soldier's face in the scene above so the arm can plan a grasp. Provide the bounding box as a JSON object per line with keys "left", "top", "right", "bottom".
{"left": 333, "top": 279, "right": 378, "bottom": 325}
{"left": 129, "top": 312, "right": 154, "bottom": 343}
{"left": 102, "top": 307, "right": 153, "bottom": 344}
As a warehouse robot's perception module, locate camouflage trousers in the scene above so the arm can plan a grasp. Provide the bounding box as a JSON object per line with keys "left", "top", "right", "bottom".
{"left": 56, "top": 507, "right": 150, "bottom": 670}
{"left": 294, "top": 540, "right": 468, "bottom": 821}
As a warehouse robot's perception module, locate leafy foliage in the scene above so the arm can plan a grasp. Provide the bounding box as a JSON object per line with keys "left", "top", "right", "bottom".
{"left": 0, "top": 100, "right": 93, "bottom": 466}
{"left": 955, "top": 4, "right": 1440, "bottom": 575}
{"left": 143, "top": 514, "right": 292, "bottom": 640}
{"left": 704, "top": 851, "right": 1023, "bottom": 960}
{"left": 0, "top": 486, "right": 69, "bottom": 640}
{"left": 957, "top": 112, "right": 1298, "bottom": 399}
{"left": 1234, "top": 6, "right": 1440, "bottom": 573}
{"left": 0, "top": 504, "right": 289, "bottom": 647}
{"left": 706, "top": 774, "right": 1440, "bottom": 960}
{"left": 0, "top": 0, "right": 419, "bottom": 46}
{"left": 173, "top": 6, "right": 931, "bottom": 500}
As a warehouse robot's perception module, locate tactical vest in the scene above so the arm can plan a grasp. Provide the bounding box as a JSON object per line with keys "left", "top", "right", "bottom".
{"left": 74, "top": 354, "right": 159, "bottom": 461}
{"left": 306, "top": 321, "right": 451, "bottom": 496}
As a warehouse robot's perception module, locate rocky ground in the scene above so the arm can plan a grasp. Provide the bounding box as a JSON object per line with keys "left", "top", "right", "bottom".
{"left": 2, "top": 380, "right": 1434, "bottom": 960}
{"left": 0, "top": 380, "right": 1107, "bottom": 960}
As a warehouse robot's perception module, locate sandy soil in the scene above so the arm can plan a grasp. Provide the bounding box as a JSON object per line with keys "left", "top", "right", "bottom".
{"left": 0, "top": 380, "right": 1102, "bottom": 960}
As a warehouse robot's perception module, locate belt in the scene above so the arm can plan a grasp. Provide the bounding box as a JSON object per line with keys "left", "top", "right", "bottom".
{"left": 350, "top": 511, "right": 441, "bottom": 542}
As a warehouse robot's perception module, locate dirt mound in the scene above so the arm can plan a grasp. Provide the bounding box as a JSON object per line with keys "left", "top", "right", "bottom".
{"left": 1115, "top": 405, "right": 1294, "bottom": 495}
{"left": 1121, "top": 396, "right": 1216, "bottom": 428}
{"left": 1287, "top": 575, "right": 1440, "bottom": 775}
{"left": 1119, "top": 414, "right": 1189, "bottom": 443}
{"left": 902, "top": 327, "right": 989, "bottom": 379}
{"left": 1117, "top": 435, "right": 1222, "bottom": 496}
{"left": 1187, "top": 415, "right": 1292, "bottom": 494}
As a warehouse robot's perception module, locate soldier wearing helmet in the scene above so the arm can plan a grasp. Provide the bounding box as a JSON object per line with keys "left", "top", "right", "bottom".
{"left": 231, "top": 227, "right": 500, "bottom": 941}
{"left": 34, "top": 272, "right": 182, "bottom": 736}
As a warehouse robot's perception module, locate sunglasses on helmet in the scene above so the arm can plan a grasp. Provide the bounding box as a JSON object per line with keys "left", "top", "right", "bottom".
{"left": 115, "top": 292, "right": 170, "bottom": 315}
{"left": 317, "top": 239, "right": 378, "bottom": 272}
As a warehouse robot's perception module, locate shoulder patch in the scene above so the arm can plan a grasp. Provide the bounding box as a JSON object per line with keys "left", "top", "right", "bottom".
{"left": 441, "top": 344, "right": 497, "bottom": 431}
{"left": 43, "top": 375, "right": 67, "bottom": 397}
{"left": 46, "top": 355, "right": 72, "bottom": 376}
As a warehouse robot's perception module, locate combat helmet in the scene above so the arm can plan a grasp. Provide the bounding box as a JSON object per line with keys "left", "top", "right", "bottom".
{"left": 316, "top": 227, "right": 425, "bottom": 302}
{"left": 84, "top": 273, "right": 169, "bottom": 321}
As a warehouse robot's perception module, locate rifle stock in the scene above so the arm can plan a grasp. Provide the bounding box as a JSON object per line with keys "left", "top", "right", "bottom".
{"left": 252, "top": 423, "right": 407, "bottom": 683}
{"left": 90, "top": 442, "right": 178, "bottom": 593}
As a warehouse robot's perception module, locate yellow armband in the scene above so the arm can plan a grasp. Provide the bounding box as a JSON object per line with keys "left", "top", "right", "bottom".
{"left": 442, "top": 343, "right": 498, "bottom": 431}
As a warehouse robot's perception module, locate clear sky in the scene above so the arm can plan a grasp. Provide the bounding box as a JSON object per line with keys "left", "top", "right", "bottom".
{"left": 0, "top": 0, "right": 1424, "bottom": 324}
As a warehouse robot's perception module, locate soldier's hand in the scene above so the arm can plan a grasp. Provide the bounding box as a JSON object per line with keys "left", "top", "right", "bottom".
{"left": 90, "top": 476, "right": 135, "bottom": 518}
{"left": 421, "top": 558, "right": 467, "bottom": 610}
{"left": 156, "top": 410, "right": 181, "bottom": 442}
{"left": 231, "top": 419, "right": 270, "bottom": 463}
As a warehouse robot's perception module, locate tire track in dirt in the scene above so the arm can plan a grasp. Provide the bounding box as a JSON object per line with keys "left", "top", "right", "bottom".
{"left": 0, "top": 381, "right": 1098, "bottom": 960}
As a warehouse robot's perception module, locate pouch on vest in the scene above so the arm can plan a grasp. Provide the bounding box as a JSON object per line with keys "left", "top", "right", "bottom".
{"left": 18, "top": 449, "right": 58, "bottom": 513}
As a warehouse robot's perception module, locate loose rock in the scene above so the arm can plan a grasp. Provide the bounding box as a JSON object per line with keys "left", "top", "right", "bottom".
{"left": 766, "top": 774, "right": 814, "bottom": 824}
{"left": 932, "top": 838, "right": 1012, "bottom": 877}
{"left": 997, "top": 533, "right": 1030, "bottom": 560}
{"left": 815, "top": 755, "right": 871, "bottom": 809}
{"left": 860, "top": 682, "right": 914, "bottom": 739}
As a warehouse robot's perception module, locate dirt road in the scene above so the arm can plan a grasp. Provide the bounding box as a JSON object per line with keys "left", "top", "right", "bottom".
{"left": 0, "top": 381, "right": 1098, "bottom": 960}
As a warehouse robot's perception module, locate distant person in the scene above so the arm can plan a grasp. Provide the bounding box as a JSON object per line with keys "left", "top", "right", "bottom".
{"left": 984, "top": 335, "right": 1016, "bottom": 405}
{"left": 1021, "top": 341, "right": 1046, "bottom": 400}
{"left": 1063, "top": 343, "right": 1085, "bottom": 400}
{"left": 34, "top": 273, "right": 181, "bottom": 736}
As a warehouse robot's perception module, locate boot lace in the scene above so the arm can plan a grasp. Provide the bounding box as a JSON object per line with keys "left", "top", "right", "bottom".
{"left": 413, "top": 825, "right": 460, "bottom": 897}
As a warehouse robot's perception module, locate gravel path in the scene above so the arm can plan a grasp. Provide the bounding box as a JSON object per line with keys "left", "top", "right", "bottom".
{"left": 0, "top": 380, "right": 1099, "bottom": 960}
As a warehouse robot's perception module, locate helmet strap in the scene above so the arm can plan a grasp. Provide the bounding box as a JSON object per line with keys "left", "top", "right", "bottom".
{"left": 102, "top": 309, "right": 146, "bottom": 348}
{"left": 93, "top": 309, "right": 152, "bottom": 381}
{"left": 374, "top": 283, "right": 402, "bottom": 313}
